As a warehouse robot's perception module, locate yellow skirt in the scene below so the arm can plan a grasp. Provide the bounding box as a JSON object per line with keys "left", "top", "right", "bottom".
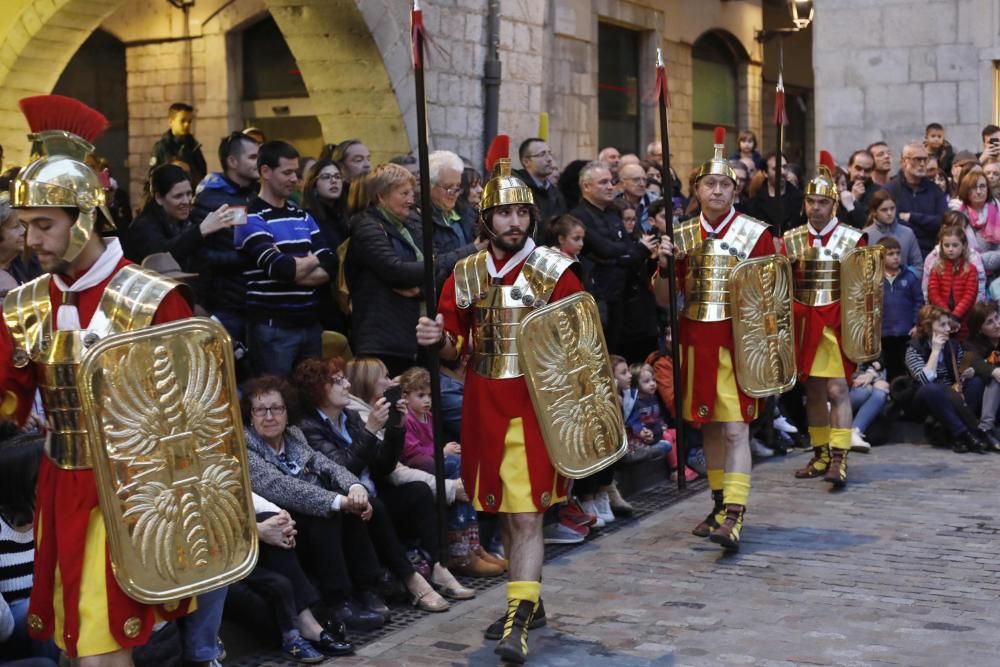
{"left": 810, "top": 326, "right": 846, "bottom": 378}
{"left": 682, "top": 346, "right": 744, "bottom": 422}
{"left": 473, "top": 417, "right": 566, "bottom": 513}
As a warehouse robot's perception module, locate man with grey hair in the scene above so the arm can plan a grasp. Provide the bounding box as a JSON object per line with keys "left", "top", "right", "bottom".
{"left": 570, "top": 161, "right": 655, "bottom": 353}
{"left": 884, "top": 141, "right": 947, "bottom": 257}
{"left": 598, "top": 146, "right": 622, "bottom": 181}
{"left": 428, "top": 149, "right": 485, "bottom": 283}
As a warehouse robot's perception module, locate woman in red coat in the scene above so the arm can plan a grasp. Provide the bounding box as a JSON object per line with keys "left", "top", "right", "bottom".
{"left": 927, "top": 218, "right": 979, "bottom": 337}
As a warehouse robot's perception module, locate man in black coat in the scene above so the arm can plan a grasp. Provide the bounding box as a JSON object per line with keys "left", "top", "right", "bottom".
{"left": 570, "top": 161, "right": 655, "bottom": 354}
{"left": 746, "top": 151, "right": 804, "bottom": 234}
{"left": 513, "top": 137, "right": 566, "bottom": 241}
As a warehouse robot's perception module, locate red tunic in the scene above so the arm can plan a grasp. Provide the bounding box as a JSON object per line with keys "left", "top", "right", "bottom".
{"left": 0, "top": 257, "right": 193, "bottom": 656}
{"left": 439, "top": 251, "right": 582, "bottom": 513}
{"left": 781, "top": 223, "right": 866, "bottom": 380}
{"left": 673, "top": 215, "right": 774, "bottom": 423}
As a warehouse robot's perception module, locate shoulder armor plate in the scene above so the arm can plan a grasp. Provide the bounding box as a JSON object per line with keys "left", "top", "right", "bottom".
{"left": 783, "top": 224, "right": 811, "bottom": 260}
{"left": 3, "top": 275, "right": 53, "bottom": 367}
{"left": 99, "top": 265, "right": 193, "bottom": 333}
{"left": 672, "top": 218, "right": 702, "bottom": 255}
{"left": 520, "top": 246, "right": 576, "bottom": 307}
{"left": 453, "top": 251, "right": 489, "bottom": 309}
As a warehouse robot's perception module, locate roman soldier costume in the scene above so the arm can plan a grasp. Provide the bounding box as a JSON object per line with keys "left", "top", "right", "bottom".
{"left": 0, "top": 96, "right": 256, "bottom": 657}
{"left": 783, "top": 152, "right": 883, "bottom": 488}
{"left": 663, "top": 127, "right": 794, "bottom": 551}
{"left": 437, "top": 155, "right": 625, "bottom": 662}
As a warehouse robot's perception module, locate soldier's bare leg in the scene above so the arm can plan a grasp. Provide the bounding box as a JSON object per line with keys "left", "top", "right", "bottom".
{"left": 495, "top": 512, "right": 545, "bottom": 662}
{"left": 78, "top": 648, "right": 133, "bottom": 667}
{"left": 503, "top": 512, "right": 544, "bottom": 583}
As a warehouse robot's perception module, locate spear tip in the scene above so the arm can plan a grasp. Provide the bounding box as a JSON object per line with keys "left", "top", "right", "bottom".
{"left": 656, "top": 47, "right": 664, "bottom": 68}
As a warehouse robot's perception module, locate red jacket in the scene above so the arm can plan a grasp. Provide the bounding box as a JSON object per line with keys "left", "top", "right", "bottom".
{"left": 927, "top": 258, "right": 977, "bottom": 322}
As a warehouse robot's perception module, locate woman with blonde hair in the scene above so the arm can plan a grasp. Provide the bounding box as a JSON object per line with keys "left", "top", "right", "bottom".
{"left": 345, "top": 163, "right": 426, "bottom": 376}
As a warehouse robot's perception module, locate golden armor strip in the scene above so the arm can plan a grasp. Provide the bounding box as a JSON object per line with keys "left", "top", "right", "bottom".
{"left": 3, "top": 275, "right": 53, "bottom": 367}
{"left": 521, "top": 246, "right": 575, "bottom": 307}
{"left": 454, "top": 251, "right": 489, "bottom": 310}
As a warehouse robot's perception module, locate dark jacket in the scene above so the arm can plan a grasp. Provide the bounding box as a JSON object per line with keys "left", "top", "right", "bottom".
{"left": 842, "top": 179, "right": 881, "bottom": 229}
{"left": 929, "top": 140, "right": 955, "bottom": 176}
{"left": 298, "top": 408, "right": 404, "bottom": 481}
{"left": 305, "top": 200, "right": 350, "bottom": 334}
{"left": 345, "top": 207, "right": 425, "bottom": 360}
{"left": 746, "top": 182, "right": 805, "bottom": 234}
{"left": 963, "top": 334, "right": 1000, "bottom": 382}
{"left": 512, "top": 168, "right": 567, "bottom": 238}
{"left": 124, "top": 207, "right": 202, "bottom": 268}
{"left": 191, "top": 173, "right": 257, "bottom": 313}
{"left": 881, "top": 266, "right": 924, "bottom": 337}
{"left": 430, "top": 204, "right": 478, "bottom": 285}
{"left": 571, "top": 199, "right": 647, "bottom": 301}
{"left": 883, "top": 173, "right": 948, "bottom": 257}
{"left": 728, "top": 150, "right": 766, "bottom": 172}
{"left": 906, "top": 337, "right": 964, "bottom": 386}
{"left": 150, "top": 130, "right": 208, "bottom": 187}
{"left": 245, "top": 424, "right": 363, "bottom": 518}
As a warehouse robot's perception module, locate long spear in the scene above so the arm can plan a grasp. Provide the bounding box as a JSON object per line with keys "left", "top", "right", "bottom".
{"left": 655, "top": 48, "right": 687, "bottom": 490}
{"left": 412, "top": 0, "right": 449, "bottom": 564}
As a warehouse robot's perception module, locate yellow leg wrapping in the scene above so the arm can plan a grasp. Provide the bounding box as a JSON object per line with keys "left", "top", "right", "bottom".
{"left": 830, "top": 427, "right": 852, "bottom": 451}
{"left": 507, "top": 581, "right": 541, "bottom": 605}
{"left": 808, "top": 425, "right": 831, "bottom": 447}
{"left": 706, "top": 468, "right": 724, "bottom": 492}
{"left": 722, "top": 472, "right": 751, "bottom": 507}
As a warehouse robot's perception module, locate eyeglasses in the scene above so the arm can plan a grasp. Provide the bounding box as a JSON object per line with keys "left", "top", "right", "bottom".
{"left": 973, "top": 183, "right": 990, "bottom": 190}
{"left": 251, "top": 406, "right": 287, "bottom": 417}
{"left": 434, "top": 184, "right": 462, "bottom": 195}
{"left": 906, "top": 156, "right": 929, "bottom": 163}
{"left": 329, "top": 375, "right": 349, "bottom": 386}
{"left": 623, "top": 176, "right": 647, "bottom": 184}
{"left": 318, "top": 173, "right": 343, "bottom": 182}
{"left": 526, "top": 150, "right": 553, "bottom": 160}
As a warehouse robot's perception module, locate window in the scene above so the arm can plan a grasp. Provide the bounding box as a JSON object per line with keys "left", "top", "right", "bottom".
{"left": 598, "top": 23, "right": 640, "bottom": 154}
{"left": 242, "top": 16, "right": 307, "bottom": 100}
{"left": 692, "top": 33, "right": 739, "bottom": 161}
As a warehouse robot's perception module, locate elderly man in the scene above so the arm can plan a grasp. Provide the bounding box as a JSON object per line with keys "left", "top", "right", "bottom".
{"left": 884, "top": 142, "right": 948, "bottom": 257}
{"left": 428, "top": 150, "right": 485, "bottom": 283}
{"left": 645, "top": 141, "right": 663, "bottom": 167}
{"left": 598, "top": 146, "right": 622, "bottom": 181}
{"left": 513, "top": 138, "right": 566, "bottom": 228}
{"left": 571, "top": 161, "right": 655, "bottom": 354}
{"left": 617, "top": 162, "right": 656, "bottom": 232}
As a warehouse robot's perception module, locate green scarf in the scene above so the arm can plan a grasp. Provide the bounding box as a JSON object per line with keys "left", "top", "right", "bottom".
{"left": 378, "top": 206, "right": 423, "bottom": 262}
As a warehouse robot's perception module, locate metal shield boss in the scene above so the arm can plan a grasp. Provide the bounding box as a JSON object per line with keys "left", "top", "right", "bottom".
{"left": 517, "top": 292, "right": 628, "bottom": 479}
{"left": 78, "top": 318, "right": 258, "bottom": 604}
{"left": 840, "top": 245, "right": 885, "bottom": 363}
{"left": 729, "top": 255, "right": 797, "bottom": 397}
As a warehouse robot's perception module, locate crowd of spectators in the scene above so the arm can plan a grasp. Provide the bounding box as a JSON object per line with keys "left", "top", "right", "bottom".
{"left": 6, "top": 99, "right": 1000, "bottom": 665}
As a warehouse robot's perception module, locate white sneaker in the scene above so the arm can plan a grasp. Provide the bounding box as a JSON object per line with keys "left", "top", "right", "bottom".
{"left": 594, "top": 491, "right": 616, "bottom": 524}
{"left": 850, "top": 428, "right": 871, "bottom": 453}
{"left": 773, "top": 414, "right": 798, "bottom": 434}
{"left": 579, "top": 499, "right": 606, "bottom": 528}
{"left": 749, "top": 438, "right": 775, "bottom": 458}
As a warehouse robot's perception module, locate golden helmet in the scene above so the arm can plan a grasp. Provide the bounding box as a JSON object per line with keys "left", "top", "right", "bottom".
{"left": 804, "top": 150, "right": 839, "bottom": 204}
{"left": 695, "top": 126, "right": 737, "bottom": 184}
{"left": 10, "top": 96, "right": 111, "bottom": 264}
{"left": 480, "top": 158, "right": 534, "bottom": 212}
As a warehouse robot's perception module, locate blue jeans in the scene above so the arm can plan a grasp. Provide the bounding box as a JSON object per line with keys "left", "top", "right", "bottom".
{"left": 849, "top": 386, "right": 888, "bottom": 433}
{"left": 212, "top": 309, "right": 247, "bottom": 347}
{"left": 248, "top": 321, "right": 322, "bottom": 378}
{"left": 0, "top": 598, "right": 59, "bottom": 664}
{"left": 913, "top": 382, "right": 977, "bottom": 437}
{"left": 178, "top": 586, "right": 228, "bottom": 661}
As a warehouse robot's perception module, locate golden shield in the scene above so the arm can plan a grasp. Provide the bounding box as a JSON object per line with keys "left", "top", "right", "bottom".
{"left": 517, "top": 292, "right": 628, "bottom": 479}
{"left": 840, "top": 245, "right": 885, "bottom": 363}
{"left": 78, "top": 318, "right": 258, "bottom": 604}
{"left": 730, "top": 255, "right": 797, "bottom": 397}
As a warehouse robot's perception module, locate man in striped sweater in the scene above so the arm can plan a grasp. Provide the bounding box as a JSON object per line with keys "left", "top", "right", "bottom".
{"left": 235, "top": 141, "right": 337, "bottom": 378}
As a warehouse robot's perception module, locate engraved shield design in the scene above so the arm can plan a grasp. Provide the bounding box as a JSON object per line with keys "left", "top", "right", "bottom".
{"left": 517, "top": 292, "right": 628, "bottom": 479}
{"left": 730, "top": 255, "right": 797, "bottom": 398}
{"left": 841, "top": 245, "right": 885, "bottom": 363}
{"left": 78, "top": 318, "right": 258, "bottom": 604}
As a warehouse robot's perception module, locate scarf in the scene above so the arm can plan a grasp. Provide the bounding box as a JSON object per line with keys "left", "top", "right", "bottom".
{"left": 378, "top": 206, "right": 423, "bottom": 262}
{"left": 962, "top": 202, "right": 1000, "bottom": 244}
{"left": 486, "top": 238, "right": 536, "bottom": 280}
{"left": 50, "top": 238, "right": 124, "bottom": 331}
{"left": 808, "top": 217, "right": 839, "bottom": 247}
{"left": 700, "top": 207, "right": 737, "bottom": 237}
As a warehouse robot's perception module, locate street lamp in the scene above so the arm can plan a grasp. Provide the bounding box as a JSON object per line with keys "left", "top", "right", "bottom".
{"left": 756, "top": 0, "right": 814, "bottom": 43}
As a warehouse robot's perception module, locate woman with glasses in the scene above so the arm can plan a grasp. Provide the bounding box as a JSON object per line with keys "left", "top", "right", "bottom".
{"left": 295, "top": 358, "right": 469, "bottom": 608}
{"left": 242, "top": 375, "right": 393, "bottom": 648}
{"left": 955, "top": 169, "right": 1000, "bottom": 273}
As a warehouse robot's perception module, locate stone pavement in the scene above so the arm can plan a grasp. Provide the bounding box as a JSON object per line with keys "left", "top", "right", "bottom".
{"left": 245, "top": 442, "right": 1000, "bottom": 666}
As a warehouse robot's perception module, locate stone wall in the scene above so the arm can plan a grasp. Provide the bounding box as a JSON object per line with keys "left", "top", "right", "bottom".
{"left": 813, "top": 0, "right": 1000, "bottom": 164}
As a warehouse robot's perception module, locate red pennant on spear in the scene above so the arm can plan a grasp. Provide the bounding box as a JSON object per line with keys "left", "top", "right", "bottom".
{"left": 773, "top": 72, "right": 789, "bottom": 127}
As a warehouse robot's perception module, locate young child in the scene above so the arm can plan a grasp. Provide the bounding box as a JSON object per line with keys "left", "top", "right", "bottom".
{"left": 399, "top": 367, "right": 504, "bottom": 577}
{"left": 927, "top": 223, "right": 978, "bottom": 337}
{"left": 625, "top": 363, "right": 673, "bottom": 457}
{"left": 729, "top": 129, "right": 765, "bottom": 173}
{"left": 924, "top": 122, "right": 954, "bottom": 175}
{"left": 879, "top": 236, "right": 924, "bottom": 380}
{"left": 547, "top": 213, "right": 586, "bottom": 260}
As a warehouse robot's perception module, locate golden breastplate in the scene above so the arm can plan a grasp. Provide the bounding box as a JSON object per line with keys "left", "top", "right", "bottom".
{"left": 454, "top": 246, "right": 577, "bottom": 380}
{"left": 784, "top": 223, "right": 862, "bottom": 307}
{"left": 674, "top": 213, "right": 769, "bottom": 322}
{"left": 3, "top": 266, "right": 189, "bottom": 469}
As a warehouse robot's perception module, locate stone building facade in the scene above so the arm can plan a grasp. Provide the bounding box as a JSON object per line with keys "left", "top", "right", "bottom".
{"left": 0, "top": 0, "right": 772, "bottom": 206}
{"left": 813, "top": 0, "right": 1000, "bottom": 165}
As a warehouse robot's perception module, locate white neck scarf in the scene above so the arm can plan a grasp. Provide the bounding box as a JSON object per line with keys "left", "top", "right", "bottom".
{"left": 51, "top": 238, "right": 124, "bottom": 330}
{"left": 700, "top": 208, "right": 737, "bottom": 236}
{"left": 487, "top": 238, "right": 536, "bottom": 280}
{"left": 808, "top": 217, "right": 839, "bottom": 247}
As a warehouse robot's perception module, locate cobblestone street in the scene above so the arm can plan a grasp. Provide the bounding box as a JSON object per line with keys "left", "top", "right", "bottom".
{"left": 296, "top": 442, "right": 1000, "bottom": 667}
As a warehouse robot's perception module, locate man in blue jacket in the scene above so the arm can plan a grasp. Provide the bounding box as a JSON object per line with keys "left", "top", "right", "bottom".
{"left": 877, "top": 236, "right": 924, "bottom": 381}
{"left": 883, "top": 142, "right": 947, "bottom": 257}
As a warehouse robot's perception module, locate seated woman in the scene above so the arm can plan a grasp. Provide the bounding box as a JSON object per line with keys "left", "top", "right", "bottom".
{"left": 906, "top": 305, "right": 987, "bottom": 454}
{"left": 293, "top": 359, "right": 471, "bottom": 607}
{"left": 848, "top": 359, "right": 890, "bottom": 453}
{"left": 961, "top": 302, "right": 1000, "bottom": 451}
{"left": 241, "top": 376, "right": 392, "bottom": 632}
